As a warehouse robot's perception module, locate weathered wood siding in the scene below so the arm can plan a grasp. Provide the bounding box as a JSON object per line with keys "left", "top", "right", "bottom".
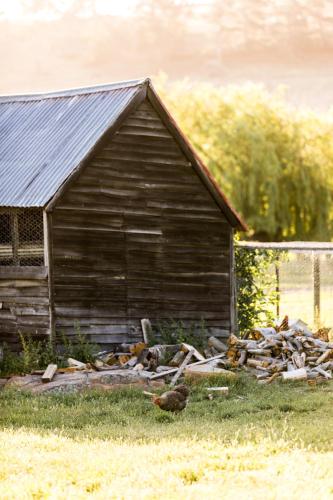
{"left": 51, "top": 99, "right": 232, "bottom": 345}
{"left": 0, "top": 267, "right": 50, "bottom": 350}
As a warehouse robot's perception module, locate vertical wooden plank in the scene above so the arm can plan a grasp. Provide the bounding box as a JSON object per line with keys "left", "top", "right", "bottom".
{"left": 229, "top": 228, "right": 236, "bottom": 334}
{"left": 43, "top": 211, "right": 49, "bottom": 267}
{"left": 45, "top": 211, "right": 55, "bottom": 343}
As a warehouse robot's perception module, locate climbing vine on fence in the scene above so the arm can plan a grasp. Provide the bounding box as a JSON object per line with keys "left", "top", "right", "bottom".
{"left": 235, "top": 244, "right": 278, "bottom": 335}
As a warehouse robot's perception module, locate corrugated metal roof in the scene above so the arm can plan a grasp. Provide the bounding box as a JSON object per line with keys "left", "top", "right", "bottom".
{"left": 0, "top": 79, "right": 147, "bottom": 207}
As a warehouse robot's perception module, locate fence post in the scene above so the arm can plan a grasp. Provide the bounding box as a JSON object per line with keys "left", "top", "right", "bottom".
{"left": 275, "top": 255, "right": 280, "bottom": 318}
{"left": 313, "top": 253, "right": 320, "bottom": 329}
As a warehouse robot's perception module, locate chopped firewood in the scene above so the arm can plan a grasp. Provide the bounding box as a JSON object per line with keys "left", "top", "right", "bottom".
{"left": 133, "top": 363, "right": 144, "bottom": 371}
{"left": 207, "top": 387, "right": 229, "bottom": 394}
{"left": 185, "top": 364, "right": 236, "bottom": 378}
{"left": 181, "top": 343, "right": 205, "bottom": 361}
{"left": 315, "top": 349, "right": 333, "bottom": 365}
{"left": 119, "top": 355, "right": 131, "bottom": 366}
{"left": 213, "top": 318, "right": 333, "bottom": 384}
{"left": 237, "top": 350, "right": 247, "bottom": 366}
{"left": 56, "top": 367, "right": 78, "bottom": 374}
{"left": 282, "top": 368, "right": 307, "bottom": 381}
{"left": 313, "top": 366, "right": 332, "bottom": 379}
{"left": 141, "top": 318, "right": 152, "bottom": 344}
{"left": 129, "top": 342, "right": 147, "bottom": 357}
{"left": 169, "top": 351, "right": 186, "bottom": 367}
{"left": 150, "top": 353, "right": 226, "bottom": 380}
{"left": 208, "top": 336, "right": 228, "bottom": 353}
{"left": 247, "top": 359, "right": 269, "bottom": 368}
{"left": 260, "top": 372, "right": 281, "bottom": 384}
{"left": 170, "top": 349, "right": 194, "bottom": 387}
{"left": 41, "top": 364, "right": 57, "bottom": 383}
{"left": 124, "top": 356, "right": 138, "bottom": 368}
{"left": 277, "top": 315, "right": 289, "bottom": 332}
{"left": 314, "top": 328, "right": 330, "bottom": 342}
{"left": 67, "top": 358, "right": 87, "bottom": 370}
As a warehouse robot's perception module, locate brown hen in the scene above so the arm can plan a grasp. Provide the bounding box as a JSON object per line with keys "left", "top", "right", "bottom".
{"left": 148, "top": 385, "right": 189, "bottom": 413}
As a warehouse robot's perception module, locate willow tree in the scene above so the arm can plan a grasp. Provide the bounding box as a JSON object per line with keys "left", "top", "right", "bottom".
{"left": 158, "top": 78, "right": 333, "bottom": 241}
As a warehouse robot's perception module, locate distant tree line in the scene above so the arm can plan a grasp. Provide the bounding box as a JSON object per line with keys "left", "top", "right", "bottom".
{"left": 158, "top": 78, "right": 333, "bottom": 241}
{"left": 11, "top": 0, "right": 333, "bottom": 58}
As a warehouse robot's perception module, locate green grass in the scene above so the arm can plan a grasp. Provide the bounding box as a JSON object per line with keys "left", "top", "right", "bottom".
{"left": 0, "top": 376, "right": 333, "bottom": 498}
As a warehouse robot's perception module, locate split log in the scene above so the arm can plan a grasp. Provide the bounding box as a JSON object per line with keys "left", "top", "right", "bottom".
{"left": 41, "top": 364, "right": 57, "bottom": 383}
{"left": 181, "top": 343, "right": 205, "bottom": 361}
{"left": 254, "top": 327, "right": 277, "bottom": 338}
{"left": 208, "top": 336, "right": 228, "bottom": 353}
{"left": 313, "top": 366, "right": 332, "bottom": 379}
{"left": 206, "top": 386, "right": 229, "bottom": 398}
{"left": 185, "top": 364, "right": 236, "bottom": 378}
{"left": 247, "top": 349, "right": 271, "bottom": 356}
{"left": 150, "top": 353, "right": 226, "bottom": 380}
{"left": 133, "top": 363, "right": 144, "bottom": 372}
{"left": 237, "top": 350, "right": 247, "bottom": 366}
{"left": 67, "top": 358, "right": 87, "bottom": 370}
{"left": 282, "top": 368, "right": 307, "bottom": 381}
{"left": 170, "top": 348, "right": 194, "bottom": 387}
{"left": 141, "top": 318, "right": 152, "bottom": 344}
{"left": 206, "top": 386, "right": 229, "bottom": 394}
{"left": 315, "top": 349, "right": 333, "bottom": 365}
{"left": 169, "top": 350, "right": 185, "bottom": 367}
{"left": 261, "top": 372, "right": 281, "bottom": 384}
{"left": 247, "top": 359, "right": 269, "bottom": 368}
{"left": 124, "top": 356, "right": 138, "bottom": 368}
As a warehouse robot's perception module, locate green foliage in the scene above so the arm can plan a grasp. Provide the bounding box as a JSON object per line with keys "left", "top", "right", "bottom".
{"left": 59, "top": 325, "right": 99, "bottom": 364}
{"left": 0, "top": 327, "right": 98, "bottom": 377}
{"left": 157, "top": 77, "right": 333, "bottom": 241}
{"left": 235, "top": 244, "right": 278, "bottom": 334}
{"left": 19, "top": 333, "right": 55, "bottom": 373}
{"left": 149, "top": 319, "right": 206, "bottom": 352}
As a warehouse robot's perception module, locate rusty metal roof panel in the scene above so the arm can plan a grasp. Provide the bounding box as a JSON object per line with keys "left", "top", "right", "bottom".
{"left": 0, "top": 79, "right": 147, "bottom": 207}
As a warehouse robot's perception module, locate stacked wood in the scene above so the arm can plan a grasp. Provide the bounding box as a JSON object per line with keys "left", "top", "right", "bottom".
{"left": 225, "top": 317, "right": 333, "bottom": 383}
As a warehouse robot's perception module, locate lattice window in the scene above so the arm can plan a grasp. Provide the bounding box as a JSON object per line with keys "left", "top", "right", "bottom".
{"left": 0, "top": 209, "right": 44, "bottom": 266}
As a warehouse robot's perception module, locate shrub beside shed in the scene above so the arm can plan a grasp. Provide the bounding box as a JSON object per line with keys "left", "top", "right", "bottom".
{"left": 0, "top": 78, "right": 246, "bottom": 350}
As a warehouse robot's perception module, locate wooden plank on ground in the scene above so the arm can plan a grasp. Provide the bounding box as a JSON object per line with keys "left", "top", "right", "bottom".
{"left": 170, "top": 348, "right": 194, "bottom": 387}
{"left": 42, "top": 364, "right": 57, "bottom": 383}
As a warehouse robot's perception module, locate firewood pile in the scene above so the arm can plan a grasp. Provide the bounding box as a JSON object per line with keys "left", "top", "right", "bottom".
{"left": 225, "top": 317, "right": 333, "bottom": 384}
{"left": 83, "top": 316, "right": 333, "bottom": 384}
{"left": 1, "top": 317, "right": 332, "bottom": 393}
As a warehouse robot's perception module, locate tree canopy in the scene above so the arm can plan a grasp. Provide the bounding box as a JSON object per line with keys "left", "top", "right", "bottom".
{"left": 158, "top": 78, "right": 333, "bottom": 241}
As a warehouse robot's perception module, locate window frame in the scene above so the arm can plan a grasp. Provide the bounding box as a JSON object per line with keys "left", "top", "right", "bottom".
{"left": 0, "top": 208, "right": 46, "bottom": 267}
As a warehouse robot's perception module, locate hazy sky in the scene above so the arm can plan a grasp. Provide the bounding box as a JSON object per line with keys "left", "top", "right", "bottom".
{"left": 1, "top": 0, "right": 332, "bottom": 110}
{"left": 0, "top": 0, "right": 138, "bottom": 19}
{"left": 0, "top": 0, "right": 212, "bottom": 20}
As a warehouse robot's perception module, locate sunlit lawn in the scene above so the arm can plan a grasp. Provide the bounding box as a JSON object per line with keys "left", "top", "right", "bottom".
{"left": 0, "top": 375, "right": 332, "bottom": 499}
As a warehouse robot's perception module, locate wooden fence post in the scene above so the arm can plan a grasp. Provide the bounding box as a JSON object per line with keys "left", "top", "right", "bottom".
{"left": 313, "top": 253, "right": 320, "bottom": 329}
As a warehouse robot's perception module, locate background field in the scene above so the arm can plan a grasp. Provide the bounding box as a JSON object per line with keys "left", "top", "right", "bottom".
{"left": 0, "top": 376, "right": 332, "bottom": 499}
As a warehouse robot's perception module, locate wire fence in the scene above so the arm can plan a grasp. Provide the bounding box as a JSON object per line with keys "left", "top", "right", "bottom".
{"left": 238, "top": 241, "right": 333, "bottom": 330}
{"left": 0, "top": 208, "right": 44, "bottom": 266}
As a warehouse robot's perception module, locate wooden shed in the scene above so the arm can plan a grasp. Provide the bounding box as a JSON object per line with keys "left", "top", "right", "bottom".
{"left": 0, "top": 78, "right": 246, "bottom": 350}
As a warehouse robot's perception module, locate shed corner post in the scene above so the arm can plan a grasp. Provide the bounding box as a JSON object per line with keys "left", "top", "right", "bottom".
{"left": 44, "top": 210, "right": 55, "bottom": 344}
{"left": 230, "top": 228, "right": 237, "bottom": 336}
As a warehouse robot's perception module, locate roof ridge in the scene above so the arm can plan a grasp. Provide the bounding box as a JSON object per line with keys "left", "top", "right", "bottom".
{"left": 0, "top": 77, "right": 150, "bottom": 103}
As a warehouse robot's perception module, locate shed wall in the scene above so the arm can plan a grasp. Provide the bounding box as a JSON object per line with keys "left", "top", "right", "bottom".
{"left": 51, "top": 99, "right": 232, "bottom": 345}
{"left": 0, "top": 267, "right": 50, "bottom": 350}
